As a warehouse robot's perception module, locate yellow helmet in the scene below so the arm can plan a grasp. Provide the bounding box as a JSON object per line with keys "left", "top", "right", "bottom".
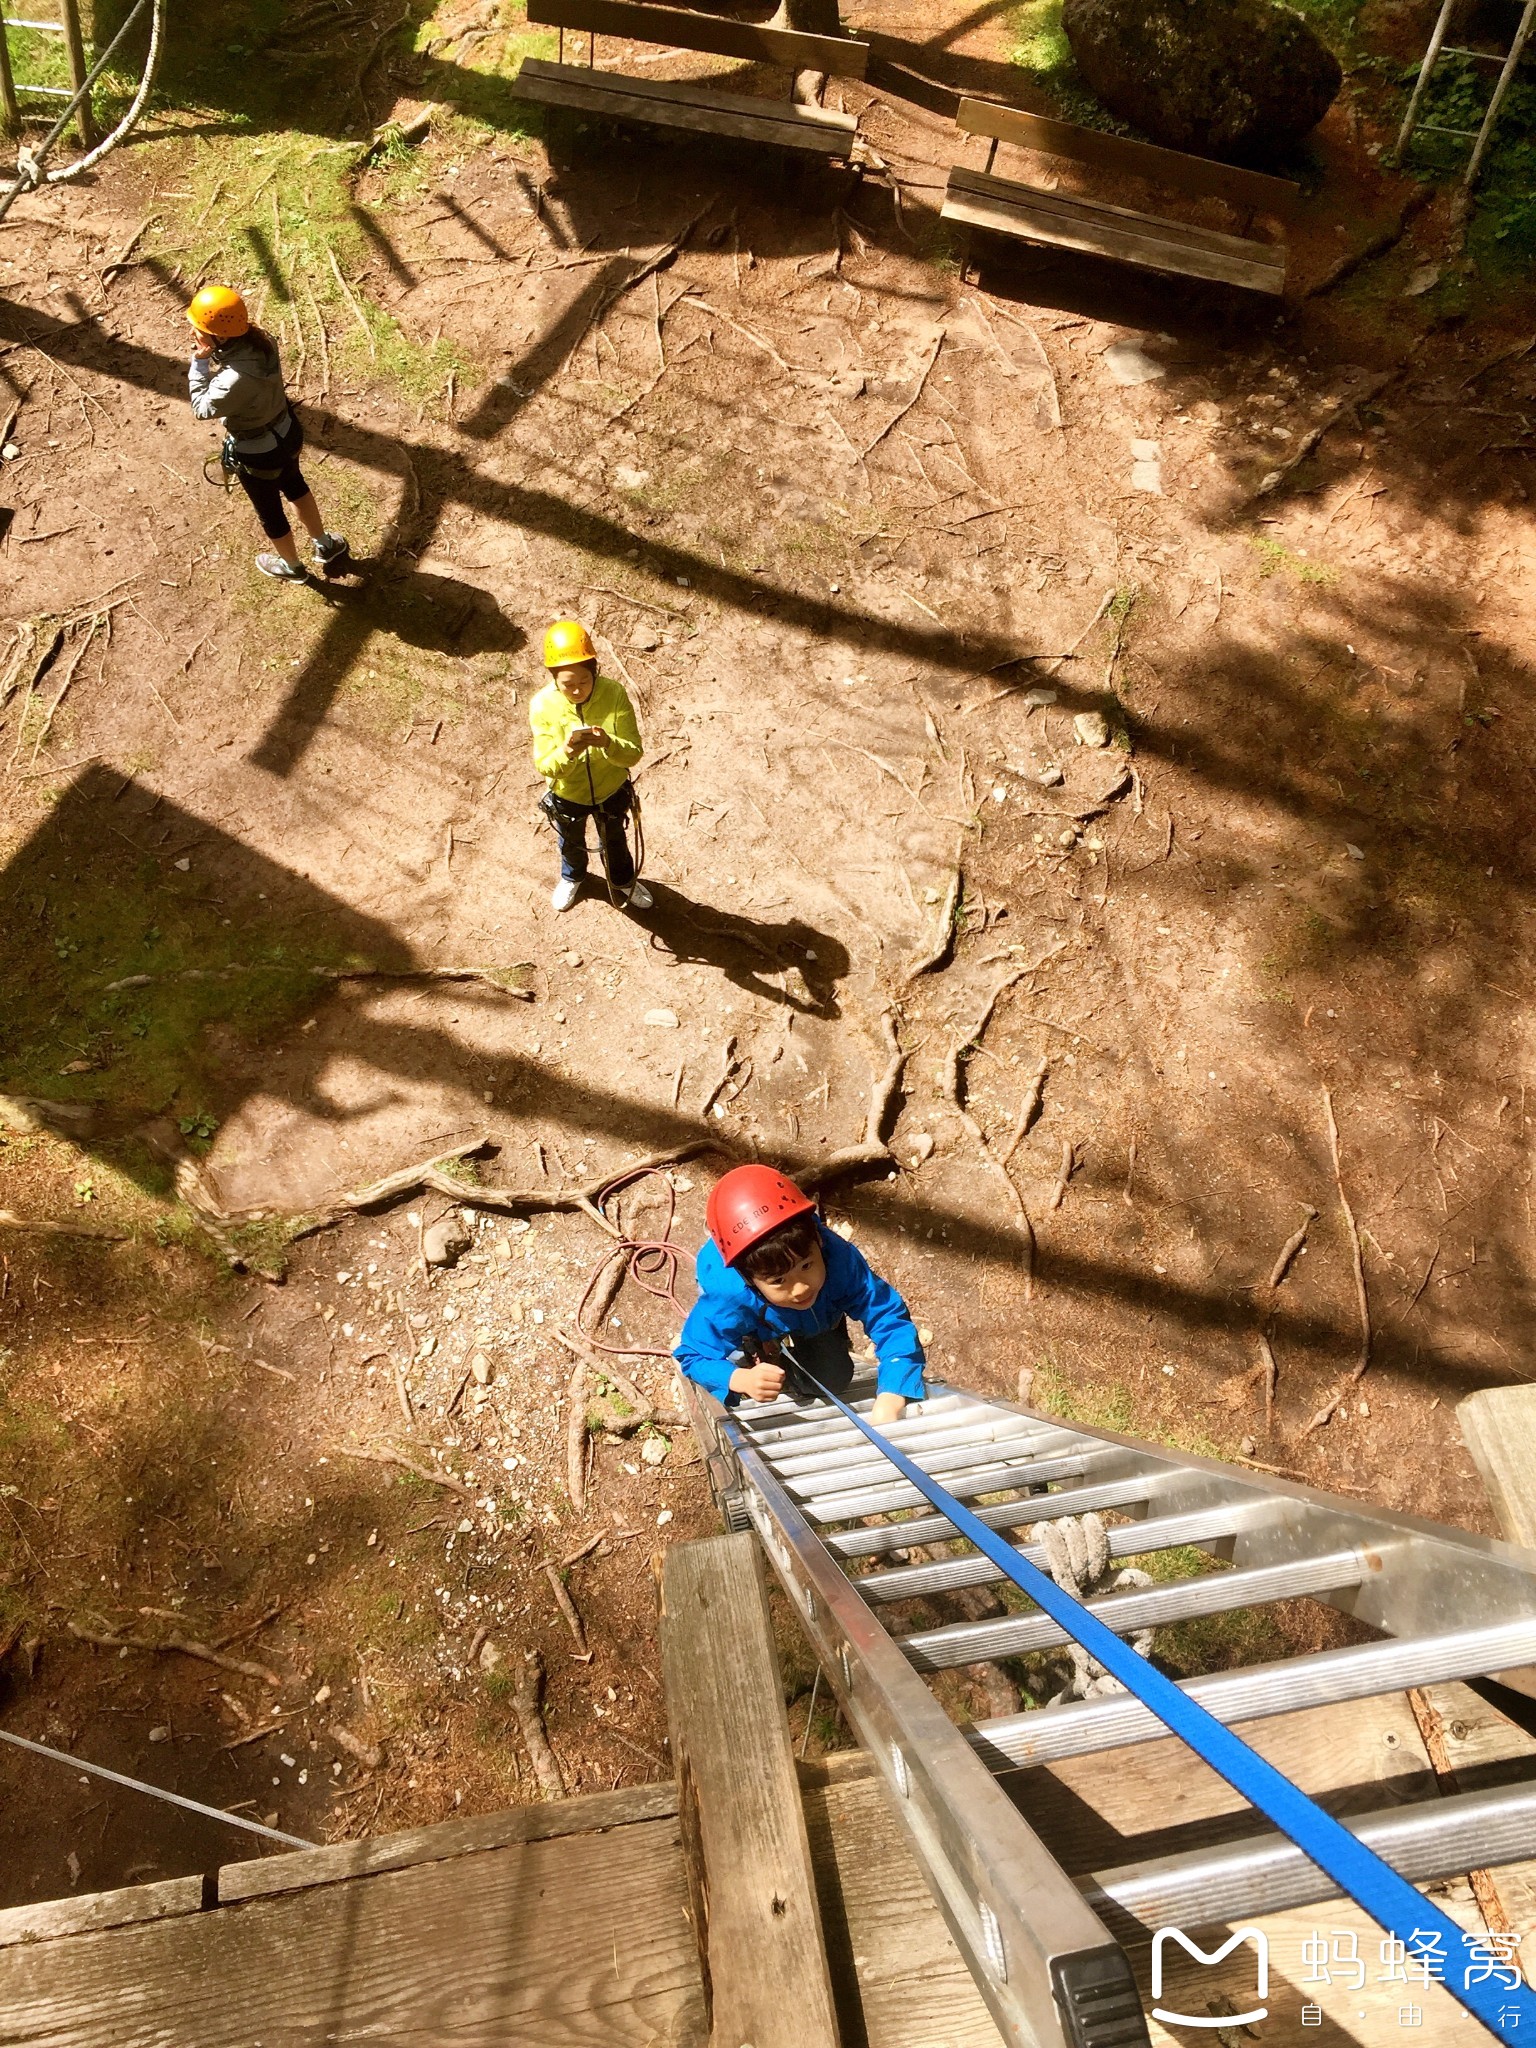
{"left": 543, "top": 619, "right": 596, "bottom": 669}
{"left": 186, "top": 285, "right": 250, "bottom": 340}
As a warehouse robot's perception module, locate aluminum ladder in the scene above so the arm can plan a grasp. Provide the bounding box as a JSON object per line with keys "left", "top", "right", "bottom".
{"left": 1395, "top": 0, "right": 1536, "bottom": 188}
{"left": 684, "top": 1369, "right": 1536, "bottom": 2048}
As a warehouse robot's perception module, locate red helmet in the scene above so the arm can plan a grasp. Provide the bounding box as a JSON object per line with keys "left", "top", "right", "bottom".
{"left": 706, "top": 1164, "right": 815, "bottom": 1266}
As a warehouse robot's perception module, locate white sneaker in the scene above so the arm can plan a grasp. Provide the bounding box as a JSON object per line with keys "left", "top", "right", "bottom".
{"left": 623, "top": 880, "right": 653, "bottom": 912}
{"left": 551, "top": 877, "right": 581, "bottom": 912}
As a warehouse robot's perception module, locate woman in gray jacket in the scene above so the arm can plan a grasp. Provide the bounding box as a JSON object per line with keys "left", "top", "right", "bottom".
{"left": 186, "top": 284, "right": 349, "bottom": 583}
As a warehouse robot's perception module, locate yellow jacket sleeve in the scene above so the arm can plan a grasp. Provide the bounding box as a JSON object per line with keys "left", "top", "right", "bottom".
{"left": 530, "top": 682, "right": 574, "bottom": 783}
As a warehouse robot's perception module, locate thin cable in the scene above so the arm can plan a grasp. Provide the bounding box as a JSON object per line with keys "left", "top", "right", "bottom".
{"left": 0, "top": 1728, "right": 317, "bottom": 1851}
{"left": 794, "top": 1375, "right": 1536, "bottom": 2044}
{"left": 574, "top": 1161, "right": 691, "bottom": 1358}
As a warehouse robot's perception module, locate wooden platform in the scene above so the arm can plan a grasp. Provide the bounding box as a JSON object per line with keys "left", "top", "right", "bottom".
{"left": 943, "top": 98, "right": 1291, "bottom": 296}
{"left": 513, "top": 57, "right": 859, "bottom": 155}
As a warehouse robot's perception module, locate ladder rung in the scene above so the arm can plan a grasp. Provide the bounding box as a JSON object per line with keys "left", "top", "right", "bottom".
{"left": 770, "top": 1415, "right": 1057, "bottom": 1481}
{"left": 969, "top": 1619, "right": 1536, "bottom": 1769}
{"left": 1417, "top": 122, "right": 1481, "bottom": 136}
{"left": 860, "top": 1504, "right": 1253, "bottom": 1602}
{"left": 15, "top": 82, "right": 71, "bottom": 94}
{"left": 802, "top": 1447, "right": 1116, "bottom": 1525}
{"left": 4, "top": 16, "right": 70, "bottom": 28}
{"left": 898, "top": 1551, "right": 1367, "bottom": 1670}
{"left": 785, "top": 1427, "right": 1076, "bottom": 1500}
{"left": 1442, "top": 44, "right": 1504, "bottom": 58}
{"left": 1083, "top": 1780, "right": 1536, "bottom": 1936}
{"left": 826, "top": 1472, "right": 1168, "bottom": 1559}
{"left": 734, "top": 1385, "right": 917, "bottom": 1444}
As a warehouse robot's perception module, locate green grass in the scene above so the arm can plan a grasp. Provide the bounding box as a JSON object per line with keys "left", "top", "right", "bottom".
{"left": 1031, "top": 1361, "right": 1135, "bottom": 1434}
{"left": 1006, "top": 0, "right": 1120, "bottom": 129}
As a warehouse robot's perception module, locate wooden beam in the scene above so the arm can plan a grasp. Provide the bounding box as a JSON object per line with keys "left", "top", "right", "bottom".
{"left": 943, "top": 167, "right": 1286, "bottom": 295}
{"left": 58, "top": 0, "right": 95, "bottom": 148}
{"left": 526, "top": 0, "right": 869, "bottom": 77}
{"left": 1459, "top": 1388, "right": 1536, "bottom": 1549}
{"left": 956, "top": 98, "right": 1299, "bottom": 218}
{"left": 0, "top": 1823, "right": 702, "bottom": 2046}
{"left": 0, "top": 1875, "right": 204, "bottom": 1952}
{"left": 660, "top": 1533, "right": 841, "bottom": 2048}
{"left": 0, "top": 23, "right": 19, "bottom": 134}
{"left": 514, "top": 59, "right": 857, "bottom": 155}
{"left": 218, "top": 1780, "right": 678, "bottom": 1902}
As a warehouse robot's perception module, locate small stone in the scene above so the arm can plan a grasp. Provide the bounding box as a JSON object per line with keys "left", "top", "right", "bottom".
{"left": 173, "top": 857, "right": 191, "bottom": 872}
{"left": 1021, "top": 687, "right": 1057, "bottom": 709}
{"left": 908, "top": 1132, "right": 935, "bottom": 1165}
{"left": 1073, "top": 711, "right": 1110, "bottom": 748}
{"left": 631, "top": 623, "right": 661, "bottom": 652}
{"left": 508, "top": 1218, "right": 531, "bottom": 1234}
{"left": 1240, "top": 1435, "right": 1257, "bottom": 1457}
{"left": 423, "top": 1217, "right": 472, "bottom": 1267}
{"left": 1037, "top": 763, "right": 1065, "bottom": 787}
{"left": 1130, "top": 440, "right": 1162, "bottom": 494}
{"left": 1403, "top": 262, "right": 1441, "bottom": 298}
{"left": 644, "top": 1008, "right": 680, "bottom": 1028}
{"left": 656, "top": 1508, "right": 673, "bottom": 1527}
{"left": 1058, "top": 827, "right": 1080, "bottom": 849}
{"left": 1, "top": 442, "right": 19, "bottom": 460}
{"left": 1345, "top": 843, "right": 1365, "bottom": 860}
{"left": 613, "top": 463, "right": 649, "bottom": 490}
{"left": 312, "top": 1684, "right": 332, "bottom": 1705}
{"left": 1103, "top": 341, "right": 1165, "bottom": 386}
{"left": 471, "top": 1352, "right": 492, "bottom": 1384}
{"left": 148, "top": 1725, "right": 171, "bottom": 1743}
{"left": 562, "top": 951, "right": 583, "bottom": 967}
{"left": 641, "top": 1434, "right": 669, "bottom": 1466}
{"left": 493, "top": 1237, "right": 513, "bottom": 1260}
{"left": 479, "top": 1638, "right": 502, "bottom": 1671}
{"left": 1359, "top": 1399, "right": 1371, "bottom": 1417}
{"left": 918, "top": 1326, "right": 933, "bottom": 1345}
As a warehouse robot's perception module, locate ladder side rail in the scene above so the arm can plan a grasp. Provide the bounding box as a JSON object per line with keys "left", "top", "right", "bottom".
{"left": 1395, "top": 0, "right": 1461, "bottom": 156}
{"left": 729, "top": 1417, "right": 1150, "bottom": 2048}
{"left": 1466, "top": 0, "right": 1536, "bottom": 184}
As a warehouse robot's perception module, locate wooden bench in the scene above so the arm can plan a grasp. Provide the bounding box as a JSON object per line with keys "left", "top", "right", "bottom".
{"left": 515, "top": 0, "right": 867, "bottom": 157}
{"left": 942, "top": 99, "right": 1297, "bottom": 296}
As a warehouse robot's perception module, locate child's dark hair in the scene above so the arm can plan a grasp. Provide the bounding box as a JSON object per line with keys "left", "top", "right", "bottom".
{"left": 736, "top": 1211, "right": 820, "bottom": 1285}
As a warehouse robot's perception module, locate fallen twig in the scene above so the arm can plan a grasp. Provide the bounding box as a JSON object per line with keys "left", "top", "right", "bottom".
{"left": 1253, "top": 373, "right": 1395, "bottom": 499}
{"left": 904, "top": 859, "right": 962, "bottom": 982}
{"left": 67, "top": 1620, "right": 283, "bottom": 1688}
{"left": 392, "top": 1358, "right": 414, "bottom": 1425}
{"left": 1301, "top": 1090, "right": 1372, "bottom": 1435}
{"left": 699, "top": 1034, "right": 740, "bottom": 1118}
{"left": 565, "top": 1362, "right": 588, "bottom": 1514}
{"left": 333, "top": 1443, "right": 474, "bottom": 1498}
{"left": 102, "top": 963, "right": 534, "bottom": 999}
{"left": 511, "top": 1649, "right": 566, "bottom": 1800}
{"left": 1047, "top": 1140, "right": 1077, "bottom": 1213}
{"left": 1267, "top": 1205, "right": 1318, "bottom": 1290}
{"left": 331, "top": 1724, "right": 385, "bottom": 1771}
{"left": 556, "top": 1329, "right": 655, "bottom": 1431}
{"left": 542, "top": 1563, "right": 592, "bottom": 1660}
{"left": 220, "top": 1713, "right": 298, "bottom": 1750}
{"left": 999, "top": 1056, "right": 1048, "bottom": 1169}
{"left": 0, "top": 1210, "right": 125, "bottom": 1241}
{"left": 1047, "top": 590, "right": 1114, "bottom": 676}
{"left": 1257, "top": 1328, "right": 1278, "bottom": 1433}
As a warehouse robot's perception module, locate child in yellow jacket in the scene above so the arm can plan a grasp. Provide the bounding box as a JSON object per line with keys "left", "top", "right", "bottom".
{"left": 530, "top": 619, "right": 651, "bottom": 914}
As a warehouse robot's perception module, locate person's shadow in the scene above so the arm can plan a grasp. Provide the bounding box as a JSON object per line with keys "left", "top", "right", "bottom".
{"left": 249, "top": 558, "right": 525, "bottom": 775}
{"left": 635, "top": 882, "right": 850, "bottom": 1020}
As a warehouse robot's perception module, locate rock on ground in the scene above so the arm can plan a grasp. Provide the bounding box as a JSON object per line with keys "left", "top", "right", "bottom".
{"left": 1061, "top": 0, "right": 1342, "bottom": 160}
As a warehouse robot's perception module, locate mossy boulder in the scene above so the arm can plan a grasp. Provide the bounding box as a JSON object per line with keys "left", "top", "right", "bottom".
{"left": 1061, "top": 0, "right": 1342, "bottom": 161}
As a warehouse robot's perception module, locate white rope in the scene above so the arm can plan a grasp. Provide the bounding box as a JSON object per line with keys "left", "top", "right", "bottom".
{"left": 0, "top": 1727, "right": 317, "bottom": 1851}
{"left": 0, "top": 0, "right": 166, "bottom": 216}
{"left": 1038, "top": 1513, "right": 1155, "bottom": 1704}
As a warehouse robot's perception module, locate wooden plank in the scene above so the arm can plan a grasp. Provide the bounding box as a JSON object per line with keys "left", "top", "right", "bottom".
{"left": 800, "top": 1752, "right": 1005, "bottom": 2048}
{"left": 59, "top": 0, "right": 96, "bottom": 149}
{"left": 956, "top": 97, "right": 1299, "bottom": 216}
{"left": 527, "top": 0, "right": 869, "bottom": 78}
{"left": 948, "top": 166, "right": 1284, "bottom": 268}
{"left": 660, "top": 1533, "right": 840, "bottom": 2048}
{"left": 943, "top": 170, "right": 1285, "bottom": 295}
{"left": 864, "top": 45, "right": 958, "bottom": 120}
{"left": 515, "top": 59, "right": 857, "bottom": 155}
{"left": 0, "top": 1876, "right": 204, "bottom": 1952}
{"left": 0, "top": 1819, "right": 705, "bottom": 2047}
{"left": 219, "top": 1779, "right": 678, "bottom": 1902}
{"left": 1459, "top": 1388, "right": 1536, "bottom": 1549}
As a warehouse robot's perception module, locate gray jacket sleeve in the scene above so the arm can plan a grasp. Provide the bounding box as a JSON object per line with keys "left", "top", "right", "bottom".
{"left": 188, "top": 356, "right": 224, "bottom": 423}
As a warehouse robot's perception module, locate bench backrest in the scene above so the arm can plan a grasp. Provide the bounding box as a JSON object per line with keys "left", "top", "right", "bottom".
{"left": 526, "top": 0, "right": 870, "bottom": 78}
{"left": 956, "top": 99, "right": 1298, "bottom": 217}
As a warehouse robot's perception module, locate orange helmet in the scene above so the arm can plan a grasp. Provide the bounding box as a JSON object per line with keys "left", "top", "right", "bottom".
{"left": 543, "top": 619, "right": 596, "bottom": 669}
{"left": 186, "top": 285, "right": 250, "bottom": 340}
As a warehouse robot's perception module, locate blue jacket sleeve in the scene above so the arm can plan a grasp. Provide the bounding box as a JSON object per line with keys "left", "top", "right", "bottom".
{"left": 837, "top": 1239, "right": 927, "bottom": 1401}
{"left": 675, "top": 1290, "right": 757, "bottom": 1402}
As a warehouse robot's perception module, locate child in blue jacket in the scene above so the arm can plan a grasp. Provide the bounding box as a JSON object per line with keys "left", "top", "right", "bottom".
{"left": 676, "top": 1165, "right": 925, "bottom": 1425}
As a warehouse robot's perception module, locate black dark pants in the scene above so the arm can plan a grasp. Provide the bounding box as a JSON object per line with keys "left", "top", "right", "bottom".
{"left": 541, "top": 782, "right": 636, "bottom": 888}
{"left": 233, "top": 413, "right": 310, "bottom": 540}
{"left": 780, "top": 1320, "right": 855, "bottom": 1402}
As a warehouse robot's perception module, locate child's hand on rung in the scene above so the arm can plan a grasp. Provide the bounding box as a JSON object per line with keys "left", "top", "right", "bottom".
{"left": 730, "top": 1360, "right": 785, "bottom": 1403}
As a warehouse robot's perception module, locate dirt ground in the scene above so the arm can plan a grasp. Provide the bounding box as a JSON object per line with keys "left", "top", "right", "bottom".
{"left": 2, "top": 0, "right": 1535, "bottom": 1909}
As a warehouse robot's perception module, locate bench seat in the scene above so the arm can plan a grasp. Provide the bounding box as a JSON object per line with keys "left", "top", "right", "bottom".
{"left": 513, "top": 56, "right": 859, "bottom": 155}
{"left": 941, "top": 164, "right": 1287, "bottom": 295}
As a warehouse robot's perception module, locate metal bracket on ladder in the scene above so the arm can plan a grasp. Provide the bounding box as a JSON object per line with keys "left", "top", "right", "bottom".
{"left": 1395, "top": 0, "right": 1536, "bottom": 187}
{"left": 684, "top": 1370, "right": 1536, "bottom": 2047}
